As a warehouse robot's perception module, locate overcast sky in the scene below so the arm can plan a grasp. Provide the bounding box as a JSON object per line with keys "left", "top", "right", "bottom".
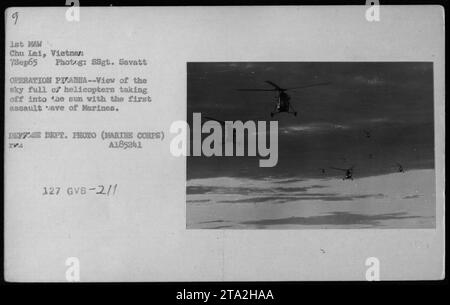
{"left": 187, "top": 62, "right": 434, "bottom": 180}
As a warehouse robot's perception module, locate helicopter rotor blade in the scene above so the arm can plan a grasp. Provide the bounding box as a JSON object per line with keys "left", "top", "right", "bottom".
{"left": 329, "top": 167, "right": 347, "bottom": 172}
{"left": 237, "top": 89, "right": 277, "bottom": 92}
{"left": 286, "top": 82, "right": 331, "bottom": 91}
{"left": 264, "top": 81, "right": 285, "bottom": 91}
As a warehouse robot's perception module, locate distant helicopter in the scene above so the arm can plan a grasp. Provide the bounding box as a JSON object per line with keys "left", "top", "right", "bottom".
{"left": 363, "top": 129, "right": 371, "bottom": 138}
{"left": 330, "top": 166, "right": 355, "bottom": 180}
{"left": 396, "top": 162, "right": 405, "bottom": 173}
{"left": 238, "top": 80, "right": 329, "bottom": 117}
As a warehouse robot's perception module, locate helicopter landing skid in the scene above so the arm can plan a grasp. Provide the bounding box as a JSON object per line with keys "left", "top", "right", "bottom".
{"left": 270, "top": 110, "right": 298, "bottom": 117}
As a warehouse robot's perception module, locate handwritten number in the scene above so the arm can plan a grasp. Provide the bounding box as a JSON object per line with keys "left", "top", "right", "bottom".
{"left": 12, "top": 12, "right": 18, "bottom": 25}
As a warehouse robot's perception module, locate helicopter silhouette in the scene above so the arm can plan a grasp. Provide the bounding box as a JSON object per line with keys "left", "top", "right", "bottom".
{"left": 396, "top": 162, "right": 405, "bottom": 173}
{"left": 363, "top": 129, "right": 371, "bottom": 138}
{"left": 330, "top": 166, "right": 355, "bottom": 180}
{"left": 238, "top": 80, "right": 329, "bottom": 117}
{"left": 319, "top": 168, "right": 326, "bottom": 174}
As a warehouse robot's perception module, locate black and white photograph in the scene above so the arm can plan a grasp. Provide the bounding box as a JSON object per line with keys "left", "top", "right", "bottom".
{"left": 187, "top": 62, "right": 435, "bottom": 229}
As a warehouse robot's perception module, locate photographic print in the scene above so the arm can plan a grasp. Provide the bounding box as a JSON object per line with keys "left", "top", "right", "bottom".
{"left": 4, "top": 5, "right": 443, "bottom": 282}
{"left": 186, "top": 62, "right": 435, "bottom": 229}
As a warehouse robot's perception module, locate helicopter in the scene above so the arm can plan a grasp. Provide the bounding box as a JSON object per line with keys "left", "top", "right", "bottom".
{"left": 238, "top": 80, "right": 329, "bottom": 117}
{"left": 330, "top": 166, "right": 355, "bottom": 180}
{"left": 396, "top": 162, "right": 405, "bottom": 173}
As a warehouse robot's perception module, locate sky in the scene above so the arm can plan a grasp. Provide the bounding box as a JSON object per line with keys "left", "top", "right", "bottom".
{"left": 186, "top": 62, "right": 434, "bottom": 180}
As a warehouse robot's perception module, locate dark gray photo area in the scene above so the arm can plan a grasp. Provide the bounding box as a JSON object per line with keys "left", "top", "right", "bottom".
{"left": 186, "top": 62, "right": 435, "bottom": 229}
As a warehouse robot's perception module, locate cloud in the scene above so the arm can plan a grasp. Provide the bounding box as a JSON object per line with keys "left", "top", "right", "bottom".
{"left": 240, "top": 212, "right": 420, "bottom": 227}
{"left": 352, "top": 75, "right": 385, "bottom": 86}
{"left": 188, "top": 175, "right": 386, "bottom": 205}
{"left": 279, "top": 123, "right": 350, "bottom": 135}
{"left": 403, "top": 195, "right": 420, "bottom": 199}
{"left": 209, "top": 225, "right": 234, "bottom": 229}
{"left": 218, "top": 196, "right": 292, "bottom": 204}
{"left": 198, "top": 220, "right": 228, "bottom": 224}
{"left": 366, "top": 117, "right": 390, "bottom": 123}
{"left": 273, "top": 178, "right": 306, "bottom": 184}
{"left": 187, "top": 184, "right": 327, "bottom": 196}
{"left": 187, "top": 170, "right": 435, "bottom": 229}
{"left": 186, "top": 199, "right": 211, "bottom": 203}
{"left": 216, "top": 193, "right": 385, "bottom": 204}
